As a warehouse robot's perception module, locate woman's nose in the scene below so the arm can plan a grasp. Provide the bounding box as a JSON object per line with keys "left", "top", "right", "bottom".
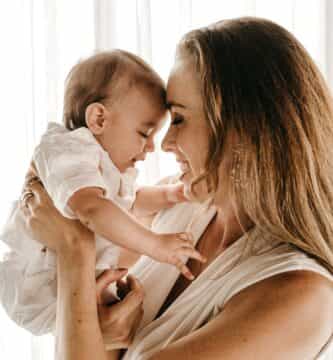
{"left": 161, "top": 128, "right": 176, "bottom": 153}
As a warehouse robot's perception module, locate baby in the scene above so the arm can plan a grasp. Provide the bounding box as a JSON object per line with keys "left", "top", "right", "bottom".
{"left": 0, "top": 50, "right": 205, "bottom": 335}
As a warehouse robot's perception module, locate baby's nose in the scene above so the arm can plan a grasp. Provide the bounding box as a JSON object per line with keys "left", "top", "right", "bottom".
{"left": 161, "top": 131, "right": 176, "bottom": 153}
{"left": 145, "top": 138, "right": 155, "bottom": 153}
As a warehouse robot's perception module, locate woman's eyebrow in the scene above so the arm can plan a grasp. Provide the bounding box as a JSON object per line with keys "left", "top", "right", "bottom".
{"left": 166, "top": 101, "right": 186, "bottom": 109}
{"left": 142, "top": 121, "right": 157, "bottom": 127}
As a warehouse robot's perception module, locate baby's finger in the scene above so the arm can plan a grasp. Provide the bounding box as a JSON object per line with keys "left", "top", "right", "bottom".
{"left": 173, "top": 257, "right": 194, "bottom": 281}
{"left": 178, "top": 232, "right": 195, "bottom": 245}
{"left": 178, "top": 240, "right": 196, "bottom": 250}
{"left": 177, "top": 247, "right": 207, "bottom": 263}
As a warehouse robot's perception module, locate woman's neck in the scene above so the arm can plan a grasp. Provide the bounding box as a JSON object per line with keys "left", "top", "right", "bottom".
{"left": 214, "top": 205, "right": 254, "bottom": 252}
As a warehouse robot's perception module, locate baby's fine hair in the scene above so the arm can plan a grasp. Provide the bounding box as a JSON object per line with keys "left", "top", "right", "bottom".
{"left": 63, "top": 50, "right": 166, "bottom": 130}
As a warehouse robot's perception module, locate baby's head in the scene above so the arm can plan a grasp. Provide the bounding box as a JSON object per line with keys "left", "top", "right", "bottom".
{"left": 63, "top": 50, "right": 167, "bottom": 172}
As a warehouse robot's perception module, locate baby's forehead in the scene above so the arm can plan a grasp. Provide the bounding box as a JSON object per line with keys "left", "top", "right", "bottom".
{"left": 139, "top": 111, "right": 167, "bottom": 135}
{"left": 116, "top": 58, "right": 166, "bottom": 101}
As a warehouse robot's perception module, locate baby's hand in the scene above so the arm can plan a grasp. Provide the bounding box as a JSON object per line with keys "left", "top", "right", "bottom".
{"left": 165, "top": 183, "right": 188, "bottom": 204}
{"left": 150, "top": 232, "right": 206, "bottom": 280}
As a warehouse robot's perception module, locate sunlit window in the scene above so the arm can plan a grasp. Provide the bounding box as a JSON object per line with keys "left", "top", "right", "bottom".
{"left": 0, "top": 1, "right": 331, "bottom": 358}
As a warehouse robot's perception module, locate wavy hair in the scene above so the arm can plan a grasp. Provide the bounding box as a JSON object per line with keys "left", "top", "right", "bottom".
{"left": 63, "top": 50, "right": 165, "bottom": 130}
{"left": 177, "top": 17, "right": 333, "bottom": 272}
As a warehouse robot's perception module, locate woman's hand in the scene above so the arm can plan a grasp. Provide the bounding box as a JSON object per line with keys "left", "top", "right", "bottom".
{"left": 20, "top": 162, "right": 94, "bottom": 255}
{"left": 96, "top": 269, "right": 145, "bottom": 350}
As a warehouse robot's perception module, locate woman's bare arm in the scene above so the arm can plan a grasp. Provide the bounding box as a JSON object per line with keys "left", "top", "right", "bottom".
{"left": 56, "top": 244, "right": 109, "bottom": 360}
{"left": 21, "top": 178, "right": 108, "bottom": 359}
{"left": 150, "top": 271, "right": 333, "bottom": 360}
{"left": 22, "top": 180, "right": 144, "bottom": 360}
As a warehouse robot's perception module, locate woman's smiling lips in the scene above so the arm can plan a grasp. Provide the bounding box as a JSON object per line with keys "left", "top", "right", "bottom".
{"left": 176, "top": 158, "right": 190, "bottom": 172}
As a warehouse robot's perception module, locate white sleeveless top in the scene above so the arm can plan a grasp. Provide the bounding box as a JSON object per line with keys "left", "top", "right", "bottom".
{"left": 122, "top": 201, "right": 333, "bottom": 359}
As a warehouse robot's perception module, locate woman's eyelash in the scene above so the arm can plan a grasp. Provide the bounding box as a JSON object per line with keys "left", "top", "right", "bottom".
{"left": 171, "top": 116, "right": 184, "bottom": 125}
{"left": 138, "top": 131, "right": 149, "bottom": 139}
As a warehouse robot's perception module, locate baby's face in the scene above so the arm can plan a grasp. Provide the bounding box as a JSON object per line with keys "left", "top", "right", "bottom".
{"left": 100, "top": 86, "right": 167, "bottom": 172}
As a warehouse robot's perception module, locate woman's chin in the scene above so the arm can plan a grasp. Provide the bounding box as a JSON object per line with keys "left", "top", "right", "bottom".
{"left": 181, "top": 171, "right": 210, "bottom": 203}
{"left": 179, "top": 172, "right": 194, "bottom": 200}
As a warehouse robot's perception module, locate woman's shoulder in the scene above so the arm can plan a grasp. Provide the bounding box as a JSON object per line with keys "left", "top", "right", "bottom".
{"left": 219, "top": 228, "right": 333, "bottom": 308}
{"left": 216, "top": 234, "right": 333, "bottom": 357}
{"left": 235, "top": 268, "right": 333, "bottom": 312}
{"left": 218, "top": 267, "right": 333, "bottom": 359}
{"left": 245, "top": 241, "right": 333, "bottom": 321}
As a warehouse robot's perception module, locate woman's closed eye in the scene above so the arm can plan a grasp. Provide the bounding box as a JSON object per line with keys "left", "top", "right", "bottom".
{"left": 171, "top": 115, "right": 184, "bottom": 126}
{"left": 138, "top": 131, "right": 149, "bottom": 139}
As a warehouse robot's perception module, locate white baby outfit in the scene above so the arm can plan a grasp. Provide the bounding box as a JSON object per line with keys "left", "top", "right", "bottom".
{"left": 0, "top": 122, "right": 138, "bottom": 334}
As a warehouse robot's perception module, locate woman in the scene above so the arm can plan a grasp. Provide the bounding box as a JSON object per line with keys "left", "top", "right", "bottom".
{"left": 21, "top": 17, "right": 333, "bottom": 359}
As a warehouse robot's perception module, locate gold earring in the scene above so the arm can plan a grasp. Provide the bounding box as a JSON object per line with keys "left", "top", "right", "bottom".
{"left": 230, "top": 146, "right": 242, "bottom": 185}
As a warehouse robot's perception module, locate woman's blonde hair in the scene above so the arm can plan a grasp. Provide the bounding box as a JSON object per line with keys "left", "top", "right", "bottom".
{"left": 178, "top": 17, "right": 333, "bottom": 272}
{"left": 63, "top": 49, "right": 165, "bottom": 130}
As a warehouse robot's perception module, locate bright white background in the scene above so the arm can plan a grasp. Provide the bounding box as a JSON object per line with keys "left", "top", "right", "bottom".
{"left": 0, "top": 0, "right": 333, "bottom": 358}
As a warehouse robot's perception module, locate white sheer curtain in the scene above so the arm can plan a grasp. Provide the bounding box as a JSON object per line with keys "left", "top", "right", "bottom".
{"left": 0, "top": 1, "right": 332, "bottom": 358}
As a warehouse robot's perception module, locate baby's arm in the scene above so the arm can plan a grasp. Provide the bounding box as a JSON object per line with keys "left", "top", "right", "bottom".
{"left": 68, "top": 187, "right": 158, "bottom": 255}
{"left": 118, "top": 176, "right": 180, "bottom": 269}
{"left": 131, "top": 183, "right": 188, "bottom": 217}
{"left": 68, "top": 187, "right": 205, "bottom": 280}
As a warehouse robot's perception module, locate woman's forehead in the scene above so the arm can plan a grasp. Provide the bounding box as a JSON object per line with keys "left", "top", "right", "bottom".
{"left": 166, "top": 60, "right": 202, "bottom": 111}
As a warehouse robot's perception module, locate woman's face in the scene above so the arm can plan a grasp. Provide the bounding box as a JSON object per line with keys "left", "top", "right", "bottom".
{"left": 162, "top": 57, "right": 211, "bottom": 200}
{"left": 163, "top": 56, "right": 236, "bottom": 205}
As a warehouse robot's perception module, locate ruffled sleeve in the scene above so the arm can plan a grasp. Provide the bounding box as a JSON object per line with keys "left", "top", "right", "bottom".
{"left": 33, "top": 123, "right": 107, "bottom": 218}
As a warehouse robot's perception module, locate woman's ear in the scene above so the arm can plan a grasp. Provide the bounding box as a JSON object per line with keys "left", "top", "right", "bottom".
{"left": 85, "top": 103, "right": 108, "bottom": 135}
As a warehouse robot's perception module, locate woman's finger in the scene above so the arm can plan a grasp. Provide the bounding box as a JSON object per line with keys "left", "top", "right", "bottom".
{"left": 96, "top": 268, "right": 128, "bottom": 304}
{"left": 21, "top": 184, "right": 41, "bottom": 211}
{"left": 127, "top": 275, "right": 145, "bottom": 298}
{"left": 27, "top": 177, "right": 43, "bottom": 189}
{"left": 20, "top": 200, "right": 31, "bottom": 218}
{"left": 128, "top": 305, "right": 144, "bottom": 341}
{"left": 21, "top": 191, "right": 35, "bottom": 209}
{"left": 116, "top": 279, "right": 130, "bottom": 300}
{"left": 23, "top": 162, "right": 41, "bottom": 185}
{"left": 114, "top": 276, "right": 144, "bottom": 316}
{"left": 28, "top": 181, "right": 48, "bottom": 202}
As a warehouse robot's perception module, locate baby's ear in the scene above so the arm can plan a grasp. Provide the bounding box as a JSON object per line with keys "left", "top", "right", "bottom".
{"left": 85, "top": 102, "right": 108, "bottom": 135}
